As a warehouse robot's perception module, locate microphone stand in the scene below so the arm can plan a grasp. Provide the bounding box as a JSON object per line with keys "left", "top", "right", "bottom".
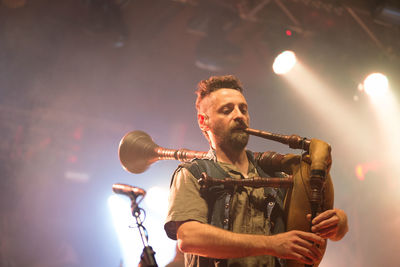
{"left": 130, "top": 199, "right": 158, "bottom": 267}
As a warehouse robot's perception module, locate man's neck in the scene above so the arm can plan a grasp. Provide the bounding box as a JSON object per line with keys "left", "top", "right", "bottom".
{"left": 214, "top": 147, "right": 249, "bottom": 177}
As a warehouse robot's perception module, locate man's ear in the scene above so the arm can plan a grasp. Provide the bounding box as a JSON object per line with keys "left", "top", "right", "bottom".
{"left": 198, "top": 113, "right": 209, "bottom": 131}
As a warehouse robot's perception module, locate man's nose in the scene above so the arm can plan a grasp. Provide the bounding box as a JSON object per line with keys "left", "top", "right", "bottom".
{"left": 233, "top": 108, "right": 247, "bottom": 123}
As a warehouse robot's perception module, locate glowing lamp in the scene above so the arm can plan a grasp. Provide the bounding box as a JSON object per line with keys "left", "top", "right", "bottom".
{"left": 273, "top": 51, "right": 297, "bottom": 75}
{"left": 363, "top": 73, "right": 389, "bottom": 98}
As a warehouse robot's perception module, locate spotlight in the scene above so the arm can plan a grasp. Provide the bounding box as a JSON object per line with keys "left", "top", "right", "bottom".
{"left": 272, "top": 50, "right": 297, "bottom": 75}
{"left": 355, "top": 161, "right": 380, "bottom": 181}
{"left": 144, "top": 186, "right": 169, "bottom": 216}
{"left": 363, "top": 73, "right": 389, "bottom": 98}
{"left": 108, "top": 195, "right": 139, "bottom": 267}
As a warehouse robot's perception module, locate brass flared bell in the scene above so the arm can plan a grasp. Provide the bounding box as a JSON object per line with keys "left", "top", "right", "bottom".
{"left": 118, "top": 131, "right": 159, "bottom": 174}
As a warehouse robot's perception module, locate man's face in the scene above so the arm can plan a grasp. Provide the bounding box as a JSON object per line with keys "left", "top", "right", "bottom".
{"left": 199, "top": 88, "right": 250, "bottom": 151}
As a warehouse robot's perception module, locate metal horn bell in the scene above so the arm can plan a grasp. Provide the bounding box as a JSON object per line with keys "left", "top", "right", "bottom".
{"left": 118, "top": 130, "right": 209, "bottom": 174}
{"left": 118, "top": 131, "right": 159, "bottom": 174}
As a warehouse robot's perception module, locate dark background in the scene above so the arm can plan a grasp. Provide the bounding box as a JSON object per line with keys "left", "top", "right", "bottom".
{"left": 1, "top": 0, "right": 400, "bottom": 266}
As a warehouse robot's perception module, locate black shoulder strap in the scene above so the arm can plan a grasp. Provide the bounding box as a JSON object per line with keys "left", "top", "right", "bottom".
{"left": 179, "top": 159, "right": 230, "bottom": 181}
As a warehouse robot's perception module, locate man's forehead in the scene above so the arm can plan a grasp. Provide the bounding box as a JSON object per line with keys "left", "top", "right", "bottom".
{"left": 198, "top": 88, "right": 246, "bottom": 112}
{"left": 212, "top": 88, "right": 244, "bottom": 97}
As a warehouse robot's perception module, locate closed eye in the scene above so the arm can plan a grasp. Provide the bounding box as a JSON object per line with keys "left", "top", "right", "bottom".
{"left": 219, "top": 104, "right": 234, "bottom": 114}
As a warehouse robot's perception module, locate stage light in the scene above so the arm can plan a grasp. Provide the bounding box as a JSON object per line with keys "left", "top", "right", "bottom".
{"left": 144, "top": 186, "right": 169, "bottom": 216}
{"left": 109, "top": 190, "right": 176, "bottom": 266}
{"left": 355, "top": 161, "right": 380, "bottom": 181}
{"left": 272, "top": 50, "right": 297, "bottom": 75}
{"left": 108, "top": 195, "right": 140, "bottom": 267}
{"left": 363, "top": 73, "right": 389, "bottom": 98}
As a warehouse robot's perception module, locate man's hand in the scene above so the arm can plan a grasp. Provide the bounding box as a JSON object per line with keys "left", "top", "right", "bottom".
{"left": 269, "top": 230, "right": 326, "bottom": 265}
{"left": 308, "top": 209, "right": 348, "bottom": 241}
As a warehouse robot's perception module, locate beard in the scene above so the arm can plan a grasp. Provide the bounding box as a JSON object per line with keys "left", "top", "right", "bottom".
{"left": 227, "top": 130, "right": 249, "bottom": 151}
{"left": 214, "top": 124, "right": 249, "bottom": 152}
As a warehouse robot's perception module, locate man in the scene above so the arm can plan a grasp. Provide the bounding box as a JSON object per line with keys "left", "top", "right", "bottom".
{"left": 164, "top": 75, "right": 348, "bottom": 267}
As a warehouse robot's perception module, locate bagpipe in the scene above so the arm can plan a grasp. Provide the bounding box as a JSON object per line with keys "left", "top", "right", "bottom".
{"left": 118, "top": 128, "right": 334, "bottom": 267}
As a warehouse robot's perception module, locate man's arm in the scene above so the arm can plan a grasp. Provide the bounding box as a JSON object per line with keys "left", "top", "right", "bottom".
{"left": 177, "top": 220, "right": 326, "bottom": 265}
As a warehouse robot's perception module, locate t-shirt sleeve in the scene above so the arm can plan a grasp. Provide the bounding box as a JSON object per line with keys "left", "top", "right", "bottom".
{"left": 164, "top": 167, "right": 209, "bottom": 240}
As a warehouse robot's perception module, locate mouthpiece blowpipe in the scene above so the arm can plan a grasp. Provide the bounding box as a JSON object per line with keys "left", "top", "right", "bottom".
{"left": 244, "top": 128, "right": 311, "bottom": 151}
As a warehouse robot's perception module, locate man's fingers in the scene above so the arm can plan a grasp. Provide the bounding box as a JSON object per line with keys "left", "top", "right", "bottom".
{"left": 319, "top": 232, "right": 335, "bottom": 239}
{"left": 290, "top": 232, "right": 325, "bottom": 263}
{"left": 292, "top": 239, "right": 322, "bottom": 264}
{"left": 314, "top": 224, "right": 338, "bottom": 236}
{"left": 317, "top": 225, "right": 338, "bottom": 238}
{"left": 292, "top": 245, "right": 318, "bottom": 264}
{"left": 292, "top": 252, "right": 314, "bottom": 265}
{"left": 275, "top": 230, "right": 326, "bottom": 264}
{"left": 295, "top": 236, "right": 323, "bottom": 257}
{"left": 312, "top": 210, "right": 336, "bottom": 225}
{"left": 296, "top": 231, "right": 325, "bottom": 246}
{"left": 312, "top": 216, "right": 339, "bottom": 232}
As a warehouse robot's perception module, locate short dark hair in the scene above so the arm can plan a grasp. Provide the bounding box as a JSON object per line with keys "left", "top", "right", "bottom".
{"left": 195, "top": 75, "right": 243, "bottom": 111}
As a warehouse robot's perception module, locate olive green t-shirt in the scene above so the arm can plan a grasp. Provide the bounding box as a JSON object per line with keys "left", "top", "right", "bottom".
{"left": 165, "top": 156, "right": 276, "bottom": 267}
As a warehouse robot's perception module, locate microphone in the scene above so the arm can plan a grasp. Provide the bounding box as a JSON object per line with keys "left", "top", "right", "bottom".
{"left": 112, "top": 183, "right": 146, "bottom": 199}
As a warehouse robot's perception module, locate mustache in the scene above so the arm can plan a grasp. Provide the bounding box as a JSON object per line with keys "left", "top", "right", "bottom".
{"left": 232, "top": 120, "right": 249, "bottom": 130}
